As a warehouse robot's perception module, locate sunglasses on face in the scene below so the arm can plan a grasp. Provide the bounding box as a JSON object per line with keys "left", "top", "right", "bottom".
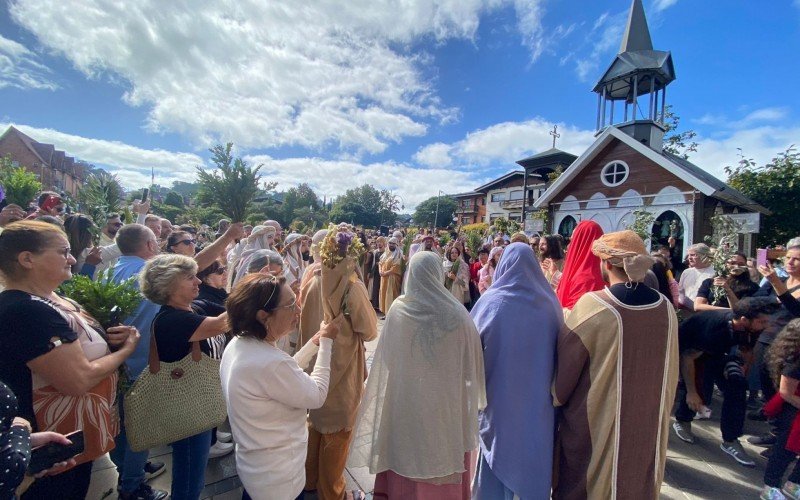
{"left": 213, "top": 266, "right": 227, "bottom": 275}
{"left": 177, "top": 239, "right": 196, "bottom": 246}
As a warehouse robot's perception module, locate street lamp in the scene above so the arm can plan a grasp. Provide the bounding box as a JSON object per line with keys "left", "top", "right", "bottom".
{"left": 433, "top": 190, "right": 444, "bottom": 231}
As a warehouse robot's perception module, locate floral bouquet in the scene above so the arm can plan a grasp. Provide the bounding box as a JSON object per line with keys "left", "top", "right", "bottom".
{"left": 319, "top": 223, "right": 366, "bottom": 320}
{"left": 319, "top": 223, "right": 366, "bottom": 270}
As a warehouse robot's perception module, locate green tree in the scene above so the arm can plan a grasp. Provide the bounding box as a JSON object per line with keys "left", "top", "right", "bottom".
{"left": 196, "top": 143, "right": 276, "bottom": 222}
{"left": 0, "top": 155, "right": 42, "bottom": 207}
{"left": 662, "top": 105, "right": 698, "bottom": 159}
{"left": 725, "top": 147, "right": 800, "bottom": 246}
{"left": 329, "top": 184, "right": 396, "bottom": 228}
{"left": 164, "top": 191, "right": 184, "bottom": 208}
{"left": 78, "top": 170, "right": 124, "bottom": 224}
{"left": 282, "top": 183, "right": 322, "bottom": 225}
{"left": 413, "top": 196, "right": 457, "bottom": 228}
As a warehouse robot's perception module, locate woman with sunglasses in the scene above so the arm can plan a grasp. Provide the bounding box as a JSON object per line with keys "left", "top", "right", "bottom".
{"left": 140, "top": 254, "right": 231, "bottom": 500}
{"left": 194, "top": 260, "right": 236, "bottom": 458}
{"left": 221, "top": 273, "right": 342, "bottom": 500}
{"left": 166, "top": 231, "right": 197, "bottom": 257}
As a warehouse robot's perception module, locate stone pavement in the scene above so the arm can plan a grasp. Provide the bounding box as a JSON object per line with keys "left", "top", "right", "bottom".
{"left": 87, "top": 318, "right": 776, "bottom": 499}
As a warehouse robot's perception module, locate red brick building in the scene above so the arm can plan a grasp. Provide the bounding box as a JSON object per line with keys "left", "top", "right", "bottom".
{"left": 0, "top": 126, "right": 86, "bottom": 198}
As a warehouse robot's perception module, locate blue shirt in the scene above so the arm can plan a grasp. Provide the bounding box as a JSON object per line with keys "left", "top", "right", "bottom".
{"left": 111, "top": 255, "right": 160, "bottom": 379}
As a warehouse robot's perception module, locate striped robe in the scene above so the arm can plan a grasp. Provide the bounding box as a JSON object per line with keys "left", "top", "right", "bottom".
{"left": 552, "top": 289, "right": 679, "bottom": 500}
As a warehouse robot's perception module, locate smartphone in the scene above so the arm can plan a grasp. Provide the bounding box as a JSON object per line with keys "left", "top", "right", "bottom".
{"left": 28, "top": 430, "right": 84, "bottom": 474}
{"left": 108, "top": 305, "right": 122, "bottom": 327}
{"left": 757, "top": 248, "right": 768, "bottom": 268}
{"left": 141, "top": 188, "right": 149, "bottom": 203}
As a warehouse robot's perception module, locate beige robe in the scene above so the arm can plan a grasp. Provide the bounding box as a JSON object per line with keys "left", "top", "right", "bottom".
{"left": 308, "top": 258, "right": 378, "bottom": 434}
{"left": 552, "top": 290, "right": 678, "bottom": 500}
{"left": 379, "top": 258, "right": 402, "bottom": 314}
{"left": 298, "top": 262, "right": 324, "bottom": 352}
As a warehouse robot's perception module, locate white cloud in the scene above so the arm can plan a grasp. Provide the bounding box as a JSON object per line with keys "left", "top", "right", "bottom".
{"left": 0, "top": 122, "right": 482, "bottom": 210}
{"left": 10, "top": 0, "right": 546, "bottom": 155}
{"left": 652, "top": 0, "right": 678, "bottom": 12}
{"left": 413, "top": 142, "right": 453, "bottom": 167}
{"left": 423, "top": 117, "right": 596, "bottom": 167}
{"left": 0, "top": 34, "right": 57, "bottom": 91}
{"left": 692, "top": 125, "right": 800, "bottom": 181}
{"left": 691, "top": 107, "right": 788, "bottom": 129}
{"left": 247, "top": 156, "right": 481, "bottom": 209}
{"left": 0, "top": 123, "right": 204, "bottom": 187}
{"left": 569, "top": 10, "right": 627, "bottom": 82}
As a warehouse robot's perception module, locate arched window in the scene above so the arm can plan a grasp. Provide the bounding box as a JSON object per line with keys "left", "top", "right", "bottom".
{"left": 558, "top": 216, "right": 577, "bottom": 238}
{"left": 652, "top": 210, "right": 684, "bottom": 256}
{"left": 601, "top": 161, "right": 629, "bottom": 187}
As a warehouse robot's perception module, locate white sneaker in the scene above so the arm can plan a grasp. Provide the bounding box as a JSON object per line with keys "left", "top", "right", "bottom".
{"left": 208, "top": 440, "right": 234, "bottom": 459}
{"left": 762, "top": 486, "right": 787, "bottom": 500}
{"left": 216, "top": 431, "right": 233, "bottom": 443}
{"left": 695, "top": 406, "right": 712, "bottom": 420}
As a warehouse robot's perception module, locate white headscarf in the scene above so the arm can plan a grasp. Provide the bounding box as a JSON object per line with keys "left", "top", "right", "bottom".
{"left": 380, "top": 237, "right": 403, "bottom": 263}
{"left": 231, "top": 225, "right": 277, "bottom": 287}
{"left": 348, "top": 252, "right": 486, "bottom": 482}
{"left": 283, "top": 232, "right": 307, "bottom": 286}
{"left": 310, "top": 229, "right": 329, "bottom": 262}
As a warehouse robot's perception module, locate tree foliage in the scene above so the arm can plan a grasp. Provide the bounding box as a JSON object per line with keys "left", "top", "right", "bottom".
{"left": 164, "top": 191, "right": 184, "bottom": 208}
{"left": 329, "top": 184, "right": 397, "bottom": 228}
{"left": 726, "top": 147, "right": 800, "bottom": 246}
{"left": 78, "top": 170, "right": 124, "bottom": 224}
{"left": 662, "top": 105, "right": 699, "bottom": 159}
{"left": 196, "top": 143, "right": 275, "bottom": 222}
{"left": 0, "top": 155, "right": 42, "bottom": 207}
{"left": 413, "top": 195, "right": 457, "bottom": 228}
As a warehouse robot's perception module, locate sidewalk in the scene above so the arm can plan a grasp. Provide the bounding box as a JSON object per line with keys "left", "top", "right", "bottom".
{"left": 87, "top": 318, "right": 772, "bottom": 499}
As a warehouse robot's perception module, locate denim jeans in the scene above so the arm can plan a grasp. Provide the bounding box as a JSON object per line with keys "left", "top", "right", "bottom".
{"left": 764, "top": 404, "right": 800, "bottom": 487}
{"left": 171, "top": 430, "right": 212, "bottom": 500}
{"left": 675, "top": 354, "right": 747, "bottom": 442}
{"left": 110, "top": 393, "right": 150, "bottom": 494}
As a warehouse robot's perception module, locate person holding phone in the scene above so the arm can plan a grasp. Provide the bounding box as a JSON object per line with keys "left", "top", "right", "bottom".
{"left": 0, "top": 221, "right": 140, "bottom": 499}
{"left": 0, "top": 381, "right": 78, "bottom": 499}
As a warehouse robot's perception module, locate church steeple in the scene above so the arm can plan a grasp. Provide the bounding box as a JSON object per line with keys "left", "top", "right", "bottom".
{"left": 619, "top": 0, "right": 653, "bottom": 53}
{"left": 593, "top": 0, "right": 676, "bottom": 152}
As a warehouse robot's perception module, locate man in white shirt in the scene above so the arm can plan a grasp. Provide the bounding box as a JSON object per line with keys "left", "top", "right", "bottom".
{"left": 678, "top": 243, "right": 716, "bottom": 310}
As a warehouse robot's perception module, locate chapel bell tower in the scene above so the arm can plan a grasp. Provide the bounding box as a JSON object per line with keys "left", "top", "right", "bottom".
{"left": 593, "top": 0, "right": 676, "bottom": 152}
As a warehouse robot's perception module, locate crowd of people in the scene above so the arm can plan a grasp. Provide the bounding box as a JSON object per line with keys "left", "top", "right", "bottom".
{"left": 0, "top": 191, "right": 800, "bottom": 500}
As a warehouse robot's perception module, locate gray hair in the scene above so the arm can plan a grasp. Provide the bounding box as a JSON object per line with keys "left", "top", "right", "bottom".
{"left": 787, "top": 237, "right": 800, "bottom": 250}
{"left": 140, "top": 254, "right": 198, "bottom": 305}
{"left": 246, "top": 249, "right": 284, "bottom": 274}
{"left": 117, "top": 224, "right": 153, "bottom": 255}
{"left": 688, "top": 243, "right": 711, "bottom": 256}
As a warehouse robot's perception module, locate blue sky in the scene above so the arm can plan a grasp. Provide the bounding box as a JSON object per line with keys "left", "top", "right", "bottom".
{"left": 0, "top": 0, "right": 798, "bottom": 209}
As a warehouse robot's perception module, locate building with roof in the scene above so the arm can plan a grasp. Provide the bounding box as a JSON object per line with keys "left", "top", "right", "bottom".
{"left": 533, "top": 0, "right": 767, "bottom": 256}
{"left": 0, "top": 126, "right": 86, "bottom": 197}
{"left": 473, "top": 170, "right": 549, "bottom": 224}
{"left": 452, "top": 191, "right": 486, "bottom": 225}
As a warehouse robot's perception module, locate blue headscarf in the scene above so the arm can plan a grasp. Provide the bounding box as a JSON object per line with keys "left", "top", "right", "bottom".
{"left": 470, "top": 242, "right": 563, "bottom": 499}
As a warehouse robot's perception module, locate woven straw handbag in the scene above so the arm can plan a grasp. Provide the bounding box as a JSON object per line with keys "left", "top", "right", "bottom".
{"left": 124, "top": 324, "right": 227, "bottom": 452}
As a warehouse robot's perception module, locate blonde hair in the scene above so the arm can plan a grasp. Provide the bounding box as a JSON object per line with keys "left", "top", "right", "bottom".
{"left": 140, "top": 254, "right": 198, "bottom": 305}
{"left": 510, "top": 232, "right": 529, "bottom": 244}
{"left": 0, "top": 220, "right": 66, "bottom": 280}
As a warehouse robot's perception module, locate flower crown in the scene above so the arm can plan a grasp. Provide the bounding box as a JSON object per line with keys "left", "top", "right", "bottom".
{"left": 319, "top": 223, "right": 365, "bottom": 269}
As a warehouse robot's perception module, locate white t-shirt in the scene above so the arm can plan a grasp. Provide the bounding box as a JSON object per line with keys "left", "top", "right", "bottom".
{"left": 679, "top": 266, "right": 716, "bottom": 302}
{"left": 220, "top": 336, "right": 332, "bottom": 500}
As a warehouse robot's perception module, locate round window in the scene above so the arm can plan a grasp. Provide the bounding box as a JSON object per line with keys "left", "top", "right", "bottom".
{"left": 601, "top": 161, "right": 629, "bottom": 187}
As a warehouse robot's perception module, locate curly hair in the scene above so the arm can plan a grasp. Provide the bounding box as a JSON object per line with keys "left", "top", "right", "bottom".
{"left": 767, "top": 319, "right": 800, "bottom": 386}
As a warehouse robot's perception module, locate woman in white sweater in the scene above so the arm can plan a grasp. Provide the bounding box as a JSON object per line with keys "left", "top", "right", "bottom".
{"left": 221, "top": 273, "right": 342, "bottom": 500}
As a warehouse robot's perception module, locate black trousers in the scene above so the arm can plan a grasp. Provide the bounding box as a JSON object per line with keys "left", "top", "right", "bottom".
{"left": 757, "top": 341, "right": 778, "bottom": 401}
{"left": 675, "top": 354, "right": 747, "bottom": 442}
{"left": 764, "top": 405, "right": 800, "bottom": 487}
{"left": 21, "top": 460, "right": 93, "bottom": 500}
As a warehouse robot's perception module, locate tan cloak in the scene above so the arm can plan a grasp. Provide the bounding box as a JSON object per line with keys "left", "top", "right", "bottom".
{"left": 298, "top": 262, "right": 324, "bottom": 351}
{"left": 552, "top": 290, "right": 678, "bottom": 500}
{"left": 379, "top": 258, "right": 402, "bottom": 314}
{"left": 308, "top": 259, "right": 378, "bottom": 433}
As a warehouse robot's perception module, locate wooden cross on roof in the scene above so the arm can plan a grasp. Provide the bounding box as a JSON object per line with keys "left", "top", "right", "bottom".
{"left": 550, "top": 125, "right": 560, "bottom": 148}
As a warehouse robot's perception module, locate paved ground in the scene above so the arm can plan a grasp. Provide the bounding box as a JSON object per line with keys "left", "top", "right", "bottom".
{"left": 87, "top": 318, "right": 776, "bottom": 499}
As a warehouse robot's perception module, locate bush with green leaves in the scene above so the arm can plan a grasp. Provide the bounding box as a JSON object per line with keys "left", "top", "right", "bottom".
{"left": 58, "top": 271, "right": 142, "bottom": 329}
{"left": 0, "top": 155, "right": 42, "bottom": 207}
